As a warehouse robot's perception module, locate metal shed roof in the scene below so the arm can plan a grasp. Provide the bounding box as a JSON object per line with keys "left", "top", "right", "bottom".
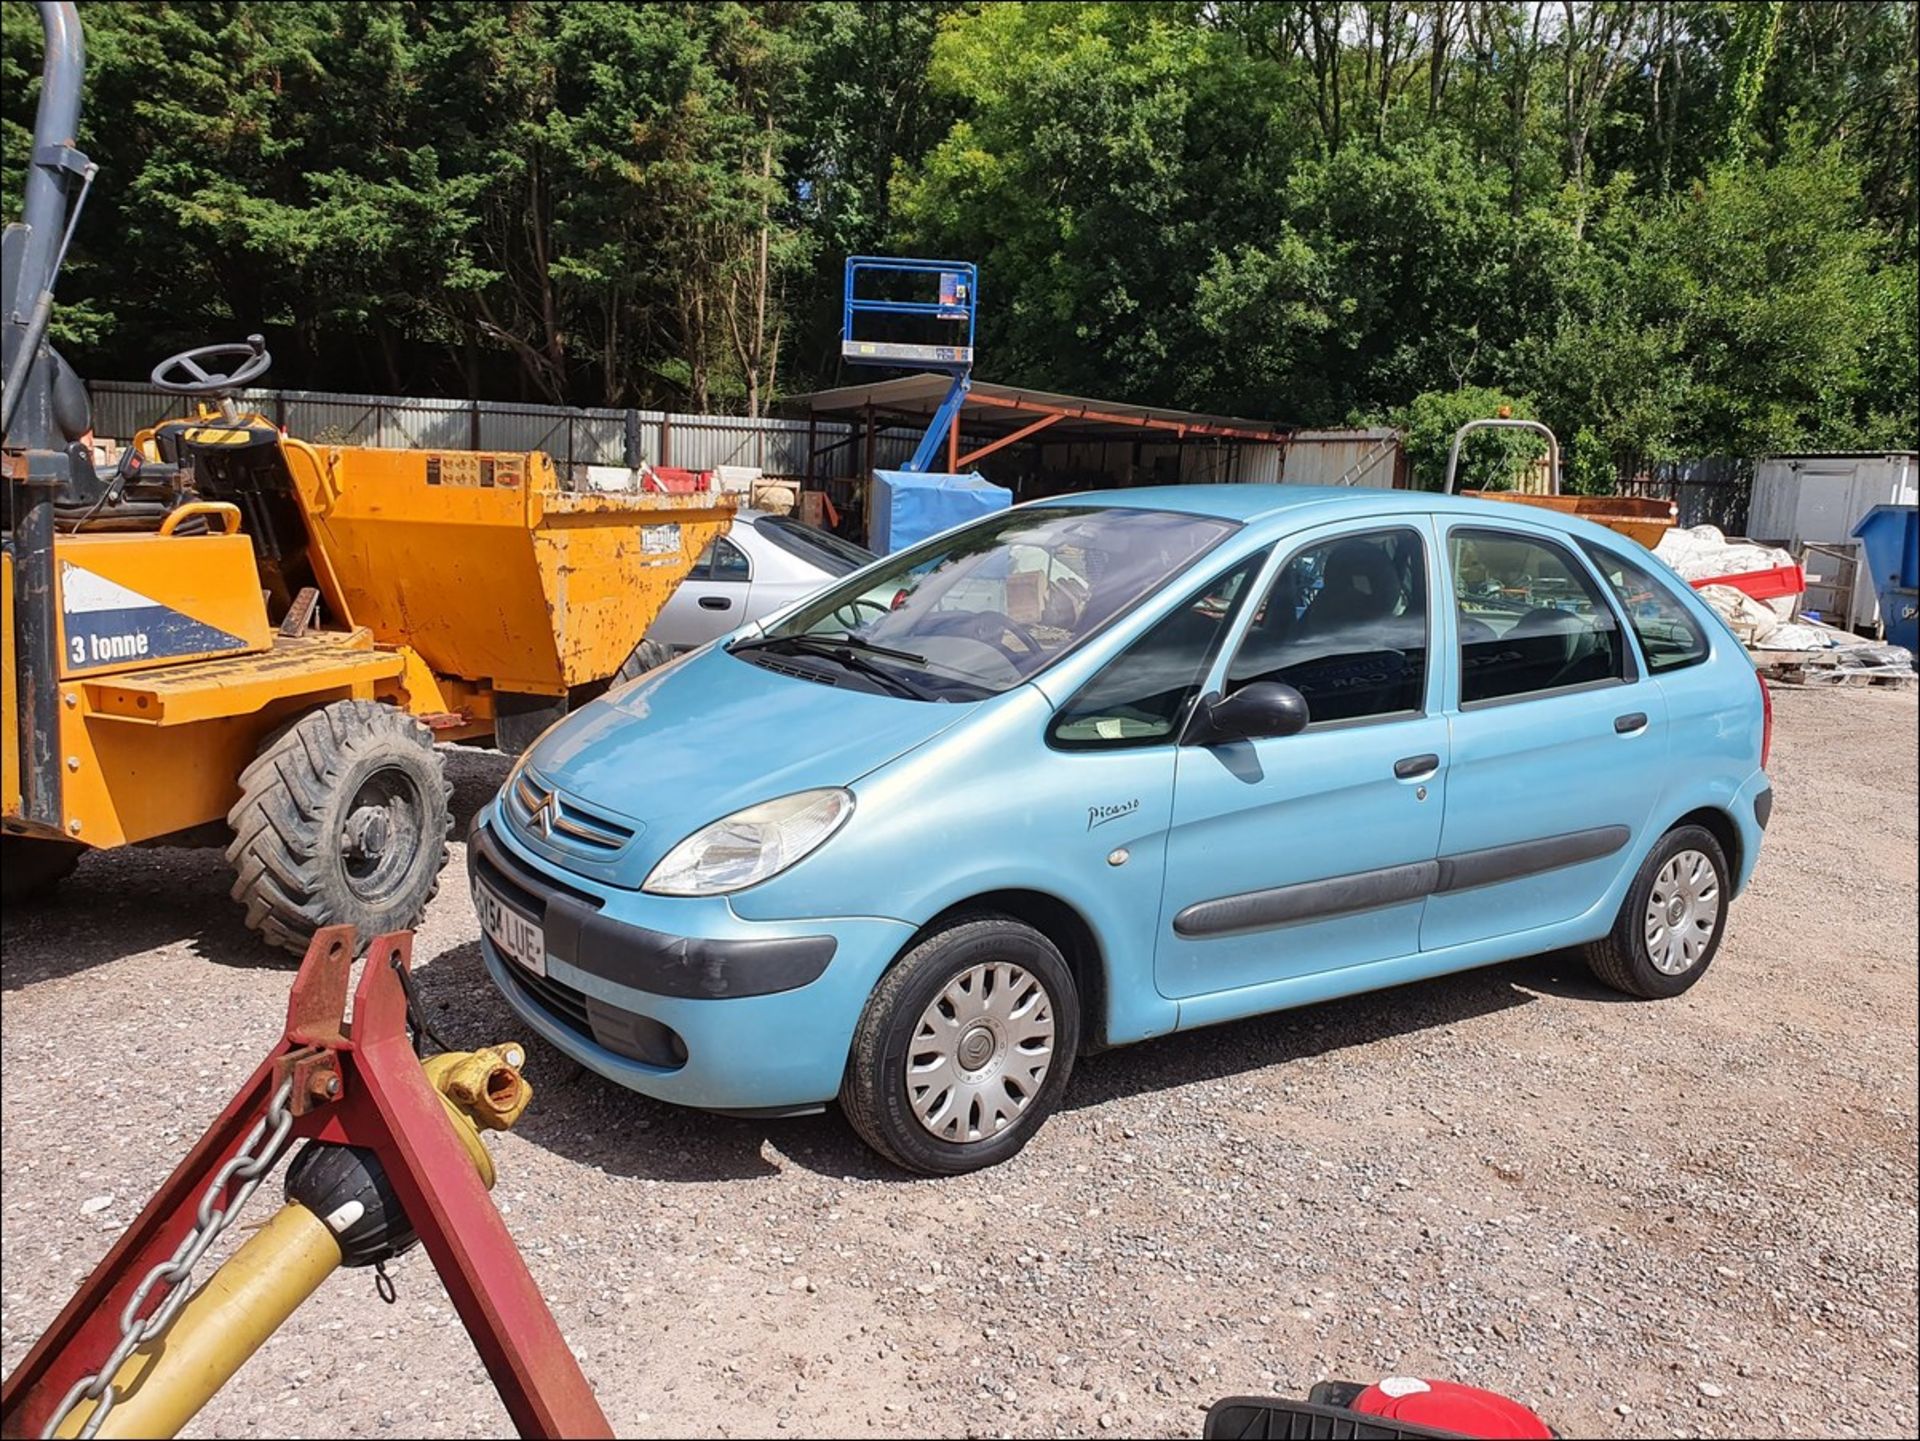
{"left": 784, "top": 373, "right": 1292, "bottom": 448}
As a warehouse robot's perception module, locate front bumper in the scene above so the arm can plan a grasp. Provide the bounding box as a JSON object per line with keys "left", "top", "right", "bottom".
{"left": 469, "top": 812, "right": 914, "bottom": 1111}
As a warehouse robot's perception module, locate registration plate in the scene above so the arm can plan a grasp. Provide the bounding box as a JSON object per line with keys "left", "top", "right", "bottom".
{"left": 476, "top": 876, "right": 546, "bottom": 977}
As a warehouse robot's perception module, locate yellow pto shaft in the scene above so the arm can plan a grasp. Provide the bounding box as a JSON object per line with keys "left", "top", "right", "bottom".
{"left": 52, "top": 1206, "right": 342, "bottom": 1439}
{"left": 54, "top": 1045, "right": 530, "bottom": 1440}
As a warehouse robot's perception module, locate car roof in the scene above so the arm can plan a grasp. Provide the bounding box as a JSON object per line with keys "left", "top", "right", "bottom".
{"left": 1026, "top": 484, "right": 1649, "bottom": 549}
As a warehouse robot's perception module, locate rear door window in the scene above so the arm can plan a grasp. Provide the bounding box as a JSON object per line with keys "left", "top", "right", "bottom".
{"left": 693, "top": 535, "right": 751, "bottom": 583}
{"left": 1450, "top": 527, "right": 1628, "bottom": 704}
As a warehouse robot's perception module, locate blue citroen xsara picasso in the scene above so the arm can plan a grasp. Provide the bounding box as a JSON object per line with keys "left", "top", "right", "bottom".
{"left": 470, "top": 486, "right": 1772, "bottom": 1173}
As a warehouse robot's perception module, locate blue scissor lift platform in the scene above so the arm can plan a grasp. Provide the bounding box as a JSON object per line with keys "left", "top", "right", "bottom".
{"left": 841, "top": 256, "right": 977, "bottom": 473}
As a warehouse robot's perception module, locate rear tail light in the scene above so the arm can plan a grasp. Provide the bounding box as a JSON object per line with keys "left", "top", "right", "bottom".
{"left": 1758, "top": 668, "right": 1773, "bottom": 770}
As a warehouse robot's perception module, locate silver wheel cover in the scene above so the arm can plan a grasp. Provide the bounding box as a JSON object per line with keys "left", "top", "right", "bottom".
{"left": 1644, "top": 848, "right": 1721, "bottom": 975}
{"left": 907, "top": 961, "right": 1056, "bottom": 1143}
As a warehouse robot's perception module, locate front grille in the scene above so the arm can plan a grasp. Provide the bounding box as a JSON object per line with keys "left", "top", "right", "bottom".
{"left": 499, "top": 957, "right": 687, "bottom": 1070}
{"left": 472, "top": 833, "right": 603, "bottom": 913}
{"left": 500, "top": 961, "right": 595, "bottom": 1043}
{"left": 507, "top": 770, "right": 636, "bottom": 853}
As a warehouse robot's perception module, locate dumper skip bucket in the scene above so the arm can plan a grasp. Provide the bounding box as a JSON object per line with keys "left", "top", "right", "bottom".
{"left": 284, "top": 446, "right": 734, "bottom": 694}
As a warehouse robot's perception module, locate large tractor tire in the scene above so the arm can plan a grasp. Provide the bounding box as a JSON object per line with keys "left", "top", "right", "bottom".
{"left": 226, "top": 700, "right": 452, "bottom": 955}
{"left": 2, "top": 836, "right": 85, "bottom": 904}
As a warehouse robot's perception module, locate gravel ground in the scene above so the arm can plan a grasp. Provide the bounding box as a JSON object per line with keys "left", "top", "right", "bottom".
{"left": 3, "top": 683, "right": 1915, "bottom": 1440}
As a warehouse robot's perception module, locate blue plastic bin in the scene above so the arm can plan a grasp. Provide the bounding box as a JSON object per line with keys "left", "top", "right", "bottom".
{"left": 1850, "top": 504, "right": 1919, "bottom": 654}
{"left": 869, "top": 469, "right": 1010, "bottom": 554}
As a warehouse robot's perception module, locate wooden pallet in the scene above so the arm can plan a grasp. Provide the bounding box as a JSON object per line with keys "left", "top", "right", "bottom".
{"left": 1775, "top": 666, "right": 1913, "bottom": 688}
{"left": 1750, "top": 647, "right": 1915, "bottom": 687}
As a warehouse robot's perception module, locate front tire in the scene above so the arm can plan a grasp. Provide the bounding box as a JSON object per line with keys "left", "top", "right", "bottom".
{"left": 841, "top": 916, "right": 1079, "bottom": 1175}
{"left": 1581, "top": 823, "right": 1729, "bottom": 999}
{"left": 226, "top": 700, "right": 451, "bottom": 954}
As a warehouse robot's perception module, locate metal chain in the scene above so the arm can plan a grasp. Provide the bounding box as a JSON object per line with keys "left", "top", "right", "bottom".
{"left": 42, "top": 1078, "right": 296, "bottom": 1440}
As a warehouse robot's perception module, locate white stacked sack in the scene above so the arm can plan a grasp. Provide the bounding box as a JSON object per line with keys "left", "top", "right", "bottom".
{"left": 1653, "top": 525, "right": 1801, "bottom": 618}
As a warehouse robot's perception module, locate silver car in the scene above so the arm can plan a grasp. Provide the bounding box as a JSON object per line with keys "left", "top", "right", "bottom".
{"left": 619, "top": 509, "right": 875, "bottom": 678}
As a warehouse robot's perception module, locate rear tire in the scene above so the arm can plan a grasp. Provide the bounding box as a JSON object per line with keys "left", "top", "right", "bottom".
{"left": 1581, "top": 823, "right": 1729, "bottom": 999}
{"left": 614, "top": 639, "right": 674, "bottom": 686}
{"left": 2, "top": 836, "right": 85, "bottom": 903}
{"left": 841, "top": 916, "right": 1079, "bottom": 1175}
{"left": 226, "top": 700, "right": 451, "bottom": 954}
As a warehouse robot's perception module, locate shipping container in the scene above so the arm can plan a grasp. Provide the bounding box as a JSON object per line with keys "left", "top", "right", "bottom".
{"left": 1749, "top": 453, "right": 1919, "bottom": 632}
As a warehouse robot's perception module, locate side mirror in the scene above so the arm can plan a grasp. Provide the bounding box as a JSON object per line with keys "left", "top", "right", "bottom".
{"left": 1185, "top": 682, "right": 1310, "bottom": 746}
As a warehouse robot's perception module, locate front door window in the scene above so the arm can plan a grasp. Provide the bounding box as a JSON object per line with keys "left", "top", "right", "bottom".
{"left": 1226, "top": 527, "right": 1429, "bottom": 725}
{"left": 1048, "top": 553, "right": 1266, "bottom": 749}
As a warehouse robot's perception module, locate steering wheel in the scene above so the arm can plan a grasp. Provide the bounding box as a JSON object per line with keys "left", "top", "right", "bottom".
{"left": 832, "top": 596, "right": 892, "bottom": 630}
{"left": 958, "top": 609, "right": 1044, "bottom": 662}
{"left": 150, "top": 334, "right": 273, "bottom": 395}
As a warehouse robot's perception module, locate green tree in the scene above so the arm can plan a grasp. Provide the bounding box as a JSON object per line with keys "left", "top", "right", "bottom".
{"left": 892, "top": 3, "right": 1273, "bottom": 404}
{"left": 785, "top": 2, "right": 961, "bottom": 379}
{"left": 1530, "top": 140, "right": 1911, "bottom": 463}
{"left": 2, "top": 0, "right": 1914, "bottom": 455}
{"left": 1386, "top": 385, "right": 1546, "bottom": 491}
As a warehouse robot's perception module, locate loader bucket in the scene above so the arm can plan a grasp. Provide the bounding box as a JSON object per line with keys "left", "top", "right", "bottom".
{"left": 281, "top": 445, "right": 733, "bottom": 694}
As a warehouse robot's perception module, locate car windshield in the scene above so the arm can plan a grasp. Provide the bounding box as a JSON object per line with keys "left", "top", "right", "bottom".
{"left": 738, "top": 505, "right": 1240, "bottom": 700}
{"left": 751, "top": 514, "right": 875, "bottom": 576}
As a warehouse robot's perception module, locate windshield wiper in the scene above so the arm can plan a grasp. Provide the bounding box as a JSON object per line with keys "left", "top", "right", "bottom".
{"left": 731, "top": 634, "right": 941, "bottom": 700}
{"left": 733, "top": 631, "right": 926, "bottom": 665}
{"left": 817, "top": 632, "right": 928, "bottom": 666}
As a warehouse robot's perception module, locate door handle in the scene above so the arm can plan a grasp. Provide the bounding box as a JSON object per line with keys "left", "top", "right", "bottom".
{"left": 1393, "top": 753, "right": 1440, "bottom": 780}
{"left": 1614, "top": 712, "right": 1648, "bottom": 734}
{"left": 697, "top": 596, "right": 733, "bottom": 611}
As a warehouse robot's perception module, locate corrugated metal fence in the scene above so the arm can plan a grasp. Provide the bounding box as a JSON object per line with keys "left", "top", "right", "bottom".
{"left": 1614, "top": 456, "right": 1752, "bottom": 533}
{"left": 93, "top": 383, "right": 1774, "bottom": 526}
{"left": 1279, "top": 429, "right": 1404, "bottom": 489}
{"left": 86, "top": 381, "right": 936, "bottom": 479}
{"left": 87, "top": 381, "right": 1288, "bottom": 486}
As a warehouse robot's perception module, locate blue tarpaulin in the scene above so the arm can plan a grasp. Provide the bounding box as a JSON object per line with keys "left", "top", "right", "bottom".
{"left": 869, "top": 469, "right": 1011, "bottom": 554}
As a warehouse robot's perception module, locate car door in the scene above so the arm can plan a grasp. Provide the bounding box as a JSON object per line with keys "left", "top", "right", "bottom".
{"left": 1420, "top": 520, "right": 1668, "bottom": 953}
{"left": 1042, "top": 546, "right": 1273, "bottom": 1034}
{"left": 648, "top": 533, "right": 754, "bottom": 652}
{"left": 1154, "top": 520, "right": 1449, "bottom": 1002}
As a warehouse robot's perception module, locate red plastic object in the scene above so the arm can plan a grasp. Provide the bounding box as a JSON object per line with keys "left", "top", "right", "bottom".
{"left": 640, "top": 463, "right": 712, "bottom": 494}
{"left": 1352, "top": 1378, "right": 1553, "bottom": 1439}
{"left": 1687, "top": 562, "right": 1804, "bottom": 602}
{"left": 0, "top": 928, "right": 612, "bottom": 1441}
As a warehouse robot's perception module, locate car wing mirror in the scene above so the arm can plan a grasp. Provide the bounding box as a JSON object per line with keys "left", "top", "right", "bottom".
{"left": 1184, "top": 681, "right": 1310, "bottom": 746}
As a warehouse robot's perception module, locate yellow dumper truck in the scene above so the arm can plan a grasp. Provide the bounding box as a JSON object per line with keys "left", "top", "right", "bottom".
{"left": 3, "top": 5, "right": 729, "bottom": 950}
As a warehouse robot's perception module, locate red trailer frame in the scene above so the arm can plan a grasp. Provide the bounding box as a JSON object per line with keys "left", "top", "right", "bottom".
{"left": 0, "top": 927, "right": 612, "bottom": 1440}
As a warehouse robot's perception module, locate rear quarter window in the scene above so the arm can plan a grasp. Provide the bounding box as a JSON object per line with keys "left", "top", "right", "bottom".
{"left": 752, "top": 515, "right": 875, "bottom": 576}
{"left": 1579, "top": 541, "right": 1711, "bottom": 674}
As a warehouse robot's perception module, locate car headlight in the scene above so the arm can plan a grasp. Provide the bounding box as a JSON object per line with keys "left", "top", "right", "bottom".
{"left": 642, "top": 788, "right": 854, "bottom": 896}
